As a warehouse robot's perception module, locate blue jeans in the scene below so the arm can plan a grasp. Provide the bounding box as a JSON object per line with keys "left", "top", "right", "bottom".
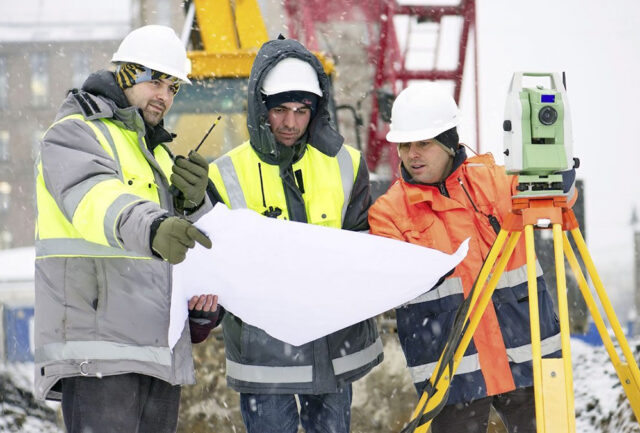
{"left": 240, "top": 386, "right": 352, "bottom": 433}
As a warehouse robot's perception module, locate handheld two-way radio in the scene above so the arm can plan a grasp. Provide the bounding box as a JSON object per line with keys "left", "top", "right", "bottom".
{"left": 169, "top": 115, "right": 222, "bottom": 199}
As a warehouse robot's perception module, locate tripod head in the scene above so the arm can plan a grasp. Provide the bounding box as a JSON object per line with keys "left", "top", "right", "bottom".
{"left": 503, "top": 72, "right": 574, "bottom": 197}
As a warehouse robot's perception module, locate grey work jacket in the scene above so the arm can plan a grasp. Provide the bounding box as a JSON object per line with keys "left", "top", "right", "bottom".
{"left": 34, "top": 72, "right": 211, "bottom": 401}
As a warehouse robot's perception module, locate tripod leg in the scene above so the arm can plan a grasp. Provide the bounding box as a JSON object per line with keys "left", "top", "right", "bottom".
{"left": 564, "top": 228, "right": 640, "bottom": 422}
{"left": 550, "top": 223, "right": 575, "bottom": 432}
{"left": 524, "top": 224, "right": 546, "bottom": 431}
{"left": 525, "top": 224, "right": 574, "bottom": 433}
{"left": 405, "top": 230, "right": 520, "bottom": 433}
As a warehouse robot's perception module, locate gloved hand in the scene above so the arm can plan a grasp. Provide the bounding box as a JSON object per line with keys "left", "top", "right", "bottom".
{"left": 189, "top": 294, "right": 222, "bottom": 344}
{"left": 188, "top": 294, "right": 220, "bottom": 321}
{"left": 170, "top": 151, "right": 209, "bottom": 209}
{"left": 151, "top": 216, "right": 212, "bottom": 264}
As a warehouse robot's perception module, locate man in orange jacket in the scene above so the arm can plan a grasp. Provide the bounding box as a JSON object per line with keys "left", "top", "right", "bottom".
{"left": 369, "top": 83, "right": 575, "bottom": 432}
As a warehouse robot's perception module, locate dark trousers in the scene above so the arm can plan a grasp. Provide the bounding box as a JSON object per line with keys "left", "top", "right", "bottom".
{"left": 240, "top": 385, "right": 353, "bottom": 433}
{"left": 61, "top": 373, "right": 181, "bottom": 433}
{"left": 431, "top": 387, "right": 536, "bottom": 433}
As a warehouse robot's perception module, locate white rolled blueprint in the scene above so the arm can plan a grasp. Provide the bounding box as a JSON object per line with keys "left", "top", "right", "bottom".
{"left": 170, "top": 204, "right": 468, "bottom": 348}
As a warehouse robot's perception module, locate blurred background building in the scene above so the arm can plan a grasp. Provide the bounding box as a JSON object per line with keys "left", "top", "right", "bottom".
{"left": 0, "top": 1, "right": 128, "bottom": 249}
{"left": 0, "top": 0, "right": 196, "bottom": 250}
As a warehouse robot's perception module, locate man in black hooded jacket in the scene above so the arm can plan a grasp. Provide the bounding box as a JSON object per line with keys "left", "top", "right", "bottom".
{"left": 199, "top": 37, "right": 384, "bottom": 433}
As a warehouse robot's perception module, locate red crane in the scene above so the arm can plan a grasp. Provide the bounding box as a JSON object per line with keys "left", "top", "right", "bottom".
{"left": 283, "top": 0, "right": 479, "bottom": 177}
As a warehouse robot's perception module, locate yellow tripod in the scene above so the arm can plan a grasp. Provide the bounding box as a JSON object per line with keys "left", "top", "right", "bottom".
{"left": 401, "top": 195, "right": 640, "bottom": 433}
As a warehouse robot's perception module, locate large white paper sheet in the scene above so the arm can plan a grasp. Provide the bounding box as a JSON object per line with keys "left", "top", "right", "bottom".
{"left": 171, "top": 205, "right": 468, "bottom": 348}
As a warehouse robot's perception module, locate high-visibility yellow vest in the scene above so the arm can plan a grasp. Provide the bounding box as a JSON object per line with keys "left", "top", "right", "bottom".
{"left": 208, "top": 141, "right": 361, "bottom": 228}
{"left": 35, "top": 114, "right": 174, "bottom": 258}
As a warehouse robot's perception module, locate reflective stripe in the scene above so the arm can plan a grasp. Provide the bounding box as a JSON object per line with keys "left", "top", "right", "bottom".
{"left": 406, "top": 333, "right": 561, "bottom": 384}
{"left": 62, "top": 174, "right": 117, "bottom": 221}
{"left": 506, "top": 333, "right": 561, "bottom": 363}
{"left": 103, "top": 194, "right": 144, "bottom": 248}
{"left": 226, "top": 359, "right": 313, "bottom": 384}
{"left": 332, "top": 337, "right": 383, "bottom": 375}
{"left": 336, "top": 145, "right": 354, "bottom": 223}
{"left": 91, "top": 119, "right": 123, "bottom": 181}
{"left": 38, "top": 114, "right": 167, "bottom": 249}
{"left": 496, "top": 261, "right": 543, "bottom": 289}
{"left": 225, "top": 338, "right": 383, "bottom": 384}
{"left": 215, "top": 155, "right": 247, "bottom": 208}
{"left": 408, "top": 277, "right": 464, "bottom": 304}
{"left": 52, "top": 115, "right": 117, "bottom": 162}
{"left": 35, "top": 341, "right": 172, "bottom": 366}
{"left": 408, "top": 261, "right": 543, "bottom": 305}
{"left": 408, "top": 353, "right": 480, "bottom": 383}
{"left": 36, "top": 238, "right": 150, "bottom": 258}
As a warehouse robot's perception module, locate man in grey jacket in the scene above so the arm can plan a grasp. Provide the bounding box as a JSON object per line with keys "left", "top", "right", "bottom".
{"left": 34, "top": 25, "right": 217, "bottom": 433}
{"left": 204, "top": 37, "right": 384, "bottom": 433}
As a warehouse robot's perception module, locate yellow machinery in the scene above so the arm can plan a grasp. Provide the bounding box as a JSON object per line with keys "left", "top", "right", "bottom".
{"left": 167, "top": 0, "right": 334, "bottom": 160}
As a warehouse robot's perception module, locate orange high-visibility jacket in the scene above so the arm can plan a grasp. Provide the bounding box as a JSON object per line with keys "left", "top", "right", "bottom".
{"left": 369, "top": 151, "right": 561, "bottom": 404}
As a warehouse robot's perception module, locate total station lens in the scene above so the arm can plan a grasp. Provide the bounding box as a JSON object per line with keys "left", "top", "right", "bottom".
{"left": 538, "top": 106, "right": 558, "bottom": 125}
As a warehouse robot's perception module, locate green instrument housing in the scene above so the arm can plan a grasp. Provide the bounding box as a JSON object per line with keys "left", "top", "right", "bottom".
{"left": 519, "top": 87, "right": 568, "bottom": 176}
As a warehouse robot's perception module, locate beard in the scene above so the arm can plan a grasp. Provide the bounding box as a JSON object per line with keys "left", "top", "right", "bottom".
{"left": 141, "top": 102, "right": 166, "bottom": 126}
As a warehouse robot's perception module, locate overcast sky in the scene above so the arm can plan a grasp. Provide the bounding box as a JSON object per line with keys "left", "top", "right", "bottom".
{"left": 0, "top": 0, "right": 131, "bottom": 41}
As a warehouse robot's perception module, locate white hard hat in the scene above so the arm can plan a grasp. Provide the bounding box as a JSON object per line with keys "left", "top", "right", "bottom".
{"left": 112, "top": 25, "right": 191, "bottom": 84}
{"left": 386, "top": 82, "right": 459, "bottom": 143}
{"left": 261, "top": 57, "right": 322, "bottom": 97}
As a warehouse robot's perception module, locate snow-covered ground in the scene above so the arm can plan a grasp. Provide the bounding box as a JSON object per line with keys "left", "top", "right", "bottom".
{"left": 573, "top": 337, "right": 640, "bottom": 433}
{"left": 0, "top": 363, "right": 60, "bottom": 432}
{"left": 2, "top": 336, "right": 640, "bottom": 432}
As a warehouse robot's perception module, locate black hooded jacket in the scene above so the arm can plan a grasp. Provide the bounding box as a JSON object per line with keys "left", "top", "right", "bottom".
{"left": 207, "top": 38, "right": 382, "bottom": 395}
{"left": 246, "top": 38, "right": 343, "bottom": 164}
{"left": 208, "top": 38, "right": 372, "bottom": 230}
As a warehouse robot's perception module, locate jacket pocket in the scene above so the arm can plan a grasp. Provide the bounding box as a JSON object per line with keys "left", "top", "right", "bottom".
{"left": 63, "top": 258, "right": 100, "bottom": 340}
{"left": 122, "top": 169, "right": 159, "bottom": 202}
{"left": 401, "top": 213, "right": 437, "bottom": 248}
{"left": 98, "top": 258, "right": 169, "bottom": 345}
{"left": 492, "top": 280, "right": 560, "bottom": 349}
{"left": 330, "top": 318, "right": 378, "bottom": 359}
{"left": 306, "top": 188, "right": 343, "bottom": 228}
{"left": 396, "top": 304, "right": 459, "bottom": 365}
{"left": 240, "top": 321, "right": 310, "bottom": 366}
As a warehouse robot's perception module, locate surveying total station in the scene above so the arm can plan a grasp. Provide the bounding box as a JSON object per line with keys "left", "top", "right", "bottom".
{"left": 503, "top": 72, "right": 576, "bottom": 196}
{"left": 401, "top": 73, "right": 640, "bottom": 433}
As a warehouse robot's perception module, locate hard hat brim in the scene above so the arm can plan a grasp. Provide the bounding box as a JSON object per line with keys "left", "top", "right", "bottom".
{"left": 386, "top": 120, "right": 458, "bottom": 144}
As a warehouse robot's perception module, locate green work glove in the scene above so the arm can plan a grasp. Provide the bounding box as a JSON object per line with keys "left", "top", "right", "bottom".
{"left": 170, "top": 151, "right": 209, "bottom": 209}
{"left": 151, "top": 216, "right": 212, "bottom": 264}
